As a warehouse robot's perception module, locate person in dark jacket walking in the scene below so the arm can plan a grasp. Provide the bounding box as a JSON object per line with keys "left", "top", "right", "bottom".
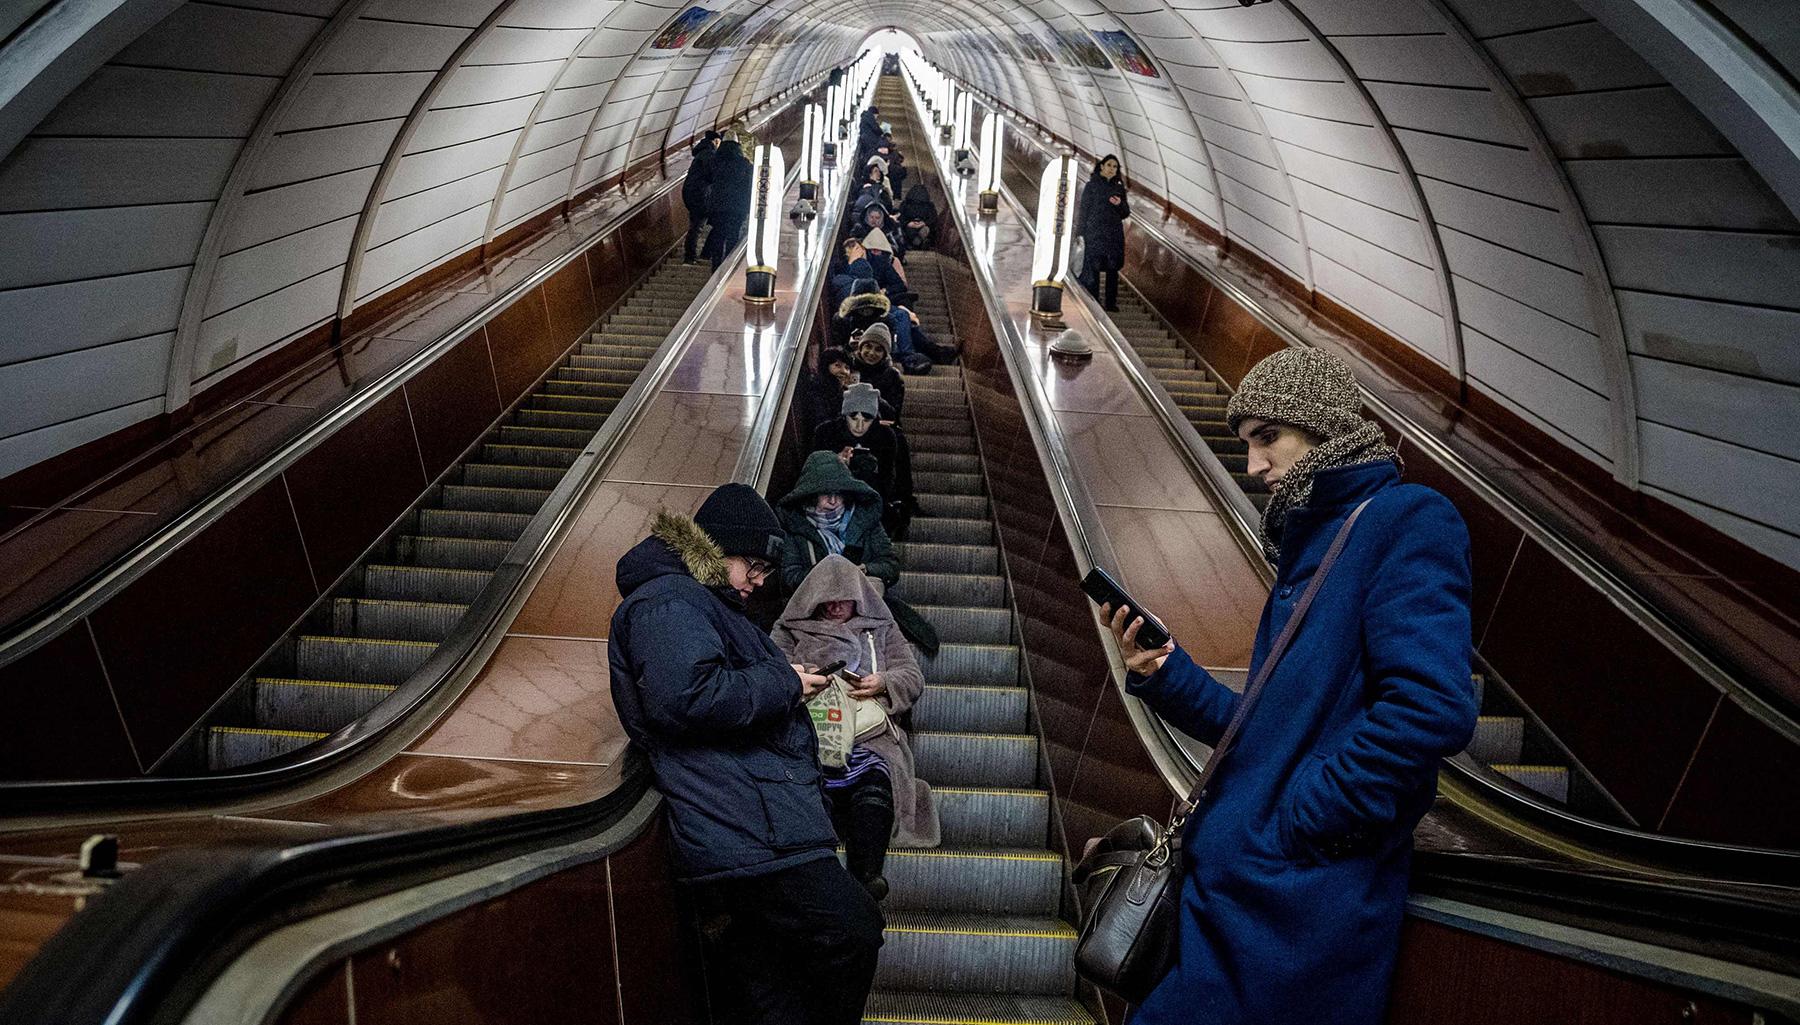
{"left": 682, "top": 130, "right": 720, "bottom": 264}
{"left": 776, "top": 449, "right": 901, "bottom": 594}
{"left": 608, "top": 484, "right": 884, "bottom": 1024}
{"left": 1102, "top": 347, "right": 1478, "bottom": 1025}
{"left": 704, "top": 137, "right": 754, "bottom": 268}
{"left": 1075, "top": 154, "right": 1131, "bottom": 311}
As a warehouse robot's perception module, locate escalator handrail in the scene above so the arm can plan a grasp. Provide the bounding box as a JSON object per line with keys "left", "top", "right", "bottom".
{"left": 0, "top": 97, "right": 822, "bottom": 818}
{"left": 0, "top": 81, "right": 819, "bottom": 677}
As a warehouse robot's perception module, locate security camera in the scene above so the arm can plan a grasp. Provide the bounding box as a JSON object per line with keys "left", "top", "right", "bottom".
{"left": 789, "top": 198, "right": 817, "bottom": 220}
{"left": 954, "top": 151, "right": 977, "bottom": 177}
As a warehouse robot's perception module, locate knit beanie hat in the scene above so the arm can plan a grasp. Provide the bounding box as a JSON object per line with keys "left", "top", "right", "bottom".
{"left": 1225, "top": 347, "right": 1365, "bottom": 439}
{"left": 857, "top": 321, "right": 892, "bottom": 354}
{"left": 842, "top": 382, "right": 881, "bottom": 419}
{"left": 703, "top": 129, "right": 721, "bottom": 142}
{"left": 692, "top": 483, "right": 785, "bottom": 561}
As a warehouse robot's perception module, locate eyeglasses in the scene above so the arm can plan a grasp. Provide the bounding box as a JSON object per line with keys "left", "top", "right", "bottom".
{"left": 744, "top": 559, "right": 773, "bottom": 581}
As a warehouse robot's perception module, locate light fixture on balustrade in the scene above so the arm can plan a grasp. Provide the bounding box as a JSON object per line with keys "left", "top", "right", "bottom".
{"left": 1029, "top": 155, "right": 1079, "bottom": 323}
{"left": 978, "top": 109, "right": 1003, "bottom": 215}
{"left": 745, "top": 142, "right": 786, "bottom": 304}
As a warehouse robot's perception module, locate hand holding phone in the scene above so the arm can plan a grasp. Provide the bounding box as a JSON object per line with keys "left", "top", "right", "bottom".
{"left": 1080, "top": 568, "right": 1171, "bottom": 649}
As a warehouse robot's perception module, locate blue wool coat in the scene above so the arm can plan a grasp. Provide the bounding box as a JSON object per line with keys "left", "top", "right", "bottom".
{"left": 609, "top": 513, "right": 838, "bottom": 883}
{"left": 1126, "top": 462, "right": 1478, "bottom": 1025}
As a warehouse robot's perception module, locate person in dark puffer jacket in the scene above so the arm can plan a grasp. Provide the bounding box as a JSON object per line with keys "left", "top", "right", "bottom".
{"left": 704, "top": 138, "right": 754, "bottom": 268}
{"left": 609, "top": 484, "right": 883, "bottom": 1024}
{"left": 682, "top": 130, "right": 719, "bottom": 264}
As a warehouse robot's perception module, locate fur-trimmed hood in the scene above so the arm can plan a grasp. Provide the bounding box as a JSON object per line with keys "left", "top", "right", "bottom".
{"left": 836, "top": 290, "right": 890, "bottom": 321}
{"left": 615, "top": 510, "right": 732, "bottom": 595}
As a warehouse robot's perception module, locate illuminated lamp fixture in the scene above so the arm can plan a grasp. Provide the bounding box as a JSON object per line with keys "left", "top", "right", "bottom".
{"left": 799, "top": 102, "right": 822, "bottom": 201}
{"left": 977, "top": 109, "right": 1003, "bottom": 214}
{"left": 744, "top": 142, "right": 787, "bottom": 304}
{"left": 1029, "top": 154, "right": 1080, "bottom": 323}
{"left": 822, "top": 82, "right": 841, "bottom": 166}
{"left": 952, "top": 91, "right": 974, "bottom": 168}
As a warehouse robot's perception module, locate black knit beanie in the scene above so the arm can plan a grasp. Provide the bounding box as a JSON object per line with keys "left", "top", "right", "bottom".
{"left": 693, "top": 483, "right": 785, "bottom": 561}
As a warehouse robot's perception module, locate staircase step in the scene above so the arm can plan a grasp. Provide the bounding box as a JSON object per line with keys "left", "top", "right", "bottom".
{"left": 295, "top": 635, "right": 435, "bottom": 685}
{"left": 884, "top": 848, "right": 1061, "bottom": 916}
{"left": 416, "top": 508, "right": 531, "bottom": 541}
{"left": 915, "top": 683, "right": 1030, "bottom": 733}
{"left": 331, "top": 598, "right": 468, "bottom": 642}
{"left": 911, "top": 604, "right": 1011, "bottom": 645}
{"left": 392, "top": 535, "right": 512, "bottom": 570}
{"left": 862, "top": 991, "right": 1094, "bottom": 1025}
{"left": 496, "top": 424, "right": 595, "bottom": 448}
{"left": 1495, "top": 764, "right": 1570, "bottom": 804}
{"left": 513, "top": 407, "right": 607, "bottom": 431}
{"left": 897, "top": 542, "right": 998, "bottom": 575}
{"left": 876, "top": 913, "right": 1076, "bottom": 995}
{"left": 207, "top": 726, "right": 326, "bottom": 770}
{"left": 440, "top": 484, "right": 552, "bottom": 514}
{"left": 919, "top": 643, "right": 1020, "bottom": 687}
{"left": 916, "top": 494, "right": 989, "bottom": 519}
{"left": 528, "top": 393, "right": 621, "bottom": 415}
{"left": 910, "top": 432, "right": 978, "bottom": 455}
{"left": 1467, "top": 715, "right": 1525, "bottom": 765}
{"left": 913, "top": 731, "right": 1038, "bottom": 788}
{"left": 568, "top": 354, "right": 647, "bottom": 372}
{"left": 552, "top": 366, "right": 639, "bottom": 386}
{"left": 912, "top": 451, "right": 981, "bottom": 474}
{"left": 479, "top": 443, "right": 581, "bottom": 468}
{"left": 461, "top": 463, "right": 568, "bottom": 490}
{"left": 542, "top": 379, "right": 631, "bottom": 399}
{"left": 913, "top": 471, "right": 984, "bottom": 496}
{"left": 899, "top": 571, "right": 1005, "bottom": 607}
{"left": 904, "top": 517, "right": 992, "bottom": 546}
{"left": 251, "top": 677, "right": 396, "bottom": 732}
{"left": 364, "top": 564, "right": 492, "bottom": 603}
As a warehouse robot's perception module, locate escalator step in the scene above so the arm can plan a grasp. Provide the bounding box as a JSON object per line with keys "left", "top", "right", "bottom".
{"left": 919, "top": 642, "right": 1021, "bottom": 687}
{"left": 910, "top": 604, "right": 1011, "bottom": 645}
{"left": 905, "top": 517, "right": 994, "bottom": 546}
{"left": 251, "top": 677, "right": 397, "bottom": 732}
{"left": 542, "top": 378, "right": 631, "bottom": 398}
{"left": 479, "top": 443, "right": 581, "bottom": 468}
{"left": 917, "top": 494, "right": 990, "bottom": 519}
{"left": 440, "top": 484, "right": 552, "bottom": 514}
{"left": 416, "top": 508, "right": 531, "bottom": 541}
{"left": 915, "top": 683, "right": 1029, "bottom": 734}
{"left": 875, "top": 913, "right": 1076, "bottom": 995}
{"left": 1178, "top": 394, "right": 1230, "bottom": 412}
{"left": 513, "top": 407, "right": 607, "bottom": 431}
{"left": 1494, "top": 764, "right": 1570, "bottom": 804}
{"left": 896, "top": 542, "right": 999, "bottom": 574}
{"left": 911, "top": 432, "right": 978, "bottom": 455}
{"left": 913, "top": 471, "right": 985, "bottom": 496}
{"left": 552, "top": 366, "right": 638, "bottom": 386}
{"left": 568, "top": 354, "right": 647, "bottom": 372}
{"left": 899, "top": 571, "right": 1006, "bottom": 607}
{"left": 528, "top": 393, "right": 621, "bottom": 415}
{"left": 392, "top": 535, "right": 512, "bottom": 570}
{"left": 862, "top": 992, "right": 1094, "bottom": 1025}
{"left": 912, "top": 451, "right": 981, "bottom": 474}
{"left": 295, "top": 635, "right": 435, "bottom": 685}
{"left": 331, "top": 598, "right": 468, "bottom": 641}
{"left": 884, "top": 848, "right": 1061, "bottom": 916}
{"left": 1139, "top": 354, "right": 1194, "bottom": 370}
{"left": 913, "top": 731, "right": 1038, "bottom": 788}
{"left": 583, "top": 339, "right": 661, "bottom": 356}
{"left": 1468, "top": 715, "right": 1525, "bottom": 765}
{"left": 461, "top": 463, "right": 568, "bottom": 490}
{"left": 909, "top": 414, "right": 975, "bottom": 436}
{"left": 1158, "top": 367, "right": 1212, "bottom": 383}
{"left": 207, "top": 726, "right": 327, "bottom": 770}
{"left": 364, "top": 564, "right": 492, "bottom": 603}
{"left": 496, "top": 424, "right": 595, "bottom": 447}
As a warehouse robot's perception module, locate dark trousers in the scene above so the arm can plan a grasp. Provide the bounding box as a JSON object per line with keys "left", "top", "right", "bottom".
{"left": 708, "top": 218, "right": 745, "bottom": 268}
{"left": 684, "top": 205, "right": 708, "bottom": 262}
{"left": 1088, "top": 265, "right": 1120, "bottom": 310}
{"left": 827, "top": 772, "right": 894, "bottom": 884}
{"left": 701, "top": 856, "right": 885, "bottom": 1025}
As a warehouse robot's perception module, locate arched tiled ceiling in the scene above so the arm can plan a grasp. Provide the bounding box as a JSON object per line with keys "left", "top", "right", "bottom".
{"left": 2, "top": 0, "right": 1798, "bottom": 566}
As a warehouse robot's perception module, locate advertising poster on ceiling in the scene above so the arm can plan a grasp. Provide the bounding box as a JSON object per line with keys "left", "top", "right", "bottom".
{"left": 652, "top": 6, "right": 717, "bottom": 50}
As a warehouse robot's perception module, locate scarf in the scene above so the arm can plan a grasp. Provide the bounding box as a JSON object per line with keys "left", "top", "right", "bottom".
{"left": 1258, "top": 420, "right": 1401, "bottom": 563}
{"left": 807, "top": 505, "right": 849, "bottom": 555}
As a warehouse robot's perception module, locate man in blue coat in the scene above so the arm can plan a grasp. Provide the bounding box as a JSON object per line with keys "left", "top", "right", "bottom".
{"left": 609, "top": 483, "right": 884, "bottom": 1024}
{"left": 1106, "top": 347, "right": 1479, "bottom": 1025}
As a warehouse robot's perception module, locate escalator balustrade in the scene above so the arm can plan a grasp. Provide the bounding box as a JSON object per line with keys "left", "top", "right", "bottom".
{"left": 204, "top": 258, "right": 714, "bottom": 768}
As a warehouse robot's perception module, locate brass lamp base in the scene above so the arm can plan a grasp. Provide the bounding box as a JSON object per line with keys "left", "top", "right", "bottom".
{"left": 745, "top": 266, "right": 777, "bottom": 304}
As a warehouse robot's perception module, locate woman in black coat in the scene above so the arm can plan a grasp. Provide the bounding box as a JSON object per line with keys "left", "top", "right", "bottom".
{"left": 1075, "top": 154, "right": 1131, "bottom": 311}
{"left": 704, "top": 138, "right": 754, "bottom": 268}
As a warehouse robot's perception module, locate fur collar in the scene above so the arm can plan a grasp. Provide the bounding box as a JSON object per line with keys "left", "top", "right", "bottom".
{"left": 837, "top": 291, "right": 891, "bottom": 320}
{"left": 651, "top": 510, "right": 731, "bottom": 587}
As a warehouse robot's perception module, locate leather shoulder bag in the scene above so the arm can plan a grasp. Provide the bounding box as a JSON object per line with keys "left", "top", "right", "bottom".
{"left": 1071, "top": 499, "right": 1372, "bottom": 1003}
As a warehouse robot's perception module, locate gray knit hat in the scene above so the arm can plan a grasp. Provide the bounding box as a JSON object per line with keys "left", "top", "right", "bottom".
{"left": 842, "top": 382, "right": 881, "bottom": 418}
{"left": 1225, "top": 347, "right": 1365, "bottom": 439}
{"left": 857, "top": 321, "right": 892, "bottom": 354}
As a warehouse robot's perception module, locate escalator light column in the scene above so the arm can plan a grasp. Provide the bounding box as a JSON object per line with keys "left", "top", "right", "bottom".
{"left": 952, "top": 91, "right": 973, "bottom": 159}
{"left": 824, "top": 83, "right": 841, "bottom": 166}
{"left": 1030, "top": 155, "right": 1079, "bottom": 321}
{"left": 745, "top": 143, "right": 786, "bottom": 304}
{"left": 800, "top": 103, "right": 821, "bottom": 201}
{"left": 978, "top": 109, "right": 1003, "bottom": 215}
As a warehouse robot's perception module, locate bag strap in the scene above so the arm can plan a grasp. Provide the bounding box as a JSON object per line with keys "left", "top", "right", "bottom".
{"left": 1168, "top": 497, "right": 1373, "bottom": 828}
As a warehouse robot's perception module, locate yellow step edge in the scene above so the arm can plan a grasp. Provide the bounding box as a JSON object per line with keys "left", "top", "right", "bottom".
{"left": 1489, "top": 764, "right": 1569, "bottom": 774}
{"left": 446, "top": 484, "right": 553, "bottom": 493}
{"left": 255, "top": 678, "right": 398, "bottom": 692}
{"left": 484, "top": 444, "right": 583, "bottom": 452}
{"left": 211, "top": 727, "right": 328, "bottom": 739}
{"left": 300, "top": 635, "right": 435, "bottom": 648}
{"left": 933, "top": 787, "right": 1047, "bottom": 798}
{"left": 886, "top": 923, "right": 1077, "bottom": 940}
{"left": 367, "top": 565, "right": 488, "bottom": 577}
{"left": 463, "top": 463, "right": 576, "bottom": 472}
{"left": 915, "top": 732, "right": 1035, "bottom": 742}
{"left": 334, "top": 598, "right": 468, "bottom": 610}
{"left": 888, "top": 849, "right": 1059, "bottom": 863}
{"left": 926, "top": 684, "right": 1026, "bottom": 693}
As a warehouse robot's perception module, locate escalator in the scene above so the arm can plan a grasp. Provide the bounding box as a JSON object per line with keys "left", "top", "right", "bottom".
{"left": 204, "top": 259, "right": 713, "bottom": 768}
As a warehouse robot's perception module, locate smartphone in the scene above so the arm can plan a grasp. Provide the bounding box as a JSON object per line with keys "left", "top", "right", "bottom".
{"left": 814, "top": 660, "right": 848, "bottom": 678}
{"left": 1080, "top": 567, "right": 1171, "bottom": 650}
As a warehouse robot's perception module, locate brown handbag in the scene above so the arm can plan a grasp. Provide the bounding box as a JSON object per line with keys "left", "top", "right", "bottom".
{"left": 1071, "top": 499, "right": 1372, "bottom": 1003}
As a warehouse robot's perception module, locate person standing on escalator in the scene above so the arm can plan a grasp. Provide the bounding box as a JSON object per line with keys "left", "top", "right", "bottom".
{"left": 609, "top": 483, "right": 884, "bottom": 1025}
{"left": 1101, "top": 347, "right": 1478, "bottom": 1025}
{"left": 682, "top": 129, "right": 720, "bottom": 265}
{"left": 705, "top": 137, "right": 754, "bottom": 269}
{"left": 1075, "top": 154, "right": 1130, "bottom": 312}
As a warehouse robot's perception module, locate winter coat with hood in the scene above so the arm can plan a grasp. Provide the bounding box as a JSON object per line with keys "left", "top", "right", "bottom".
{"left": 776, "top": 451, "right": 900, "bottom": 593}
{"left": 773, "top": 555, "right": 941, "bottom": 848}
{"left": 608, "top": 510, "right": 838, "bottom": 883}
{"left": 682, "top": 138, "right": 715, "bottom": 211}
{"left": 1126, "top": 460, "right": 1478, "bottom": 1025}
{"left": 705, "top": 139, "right": 754, "bottom": 227}
{"left": 1075, "top": 166, "right": 1131, "bottom": 271}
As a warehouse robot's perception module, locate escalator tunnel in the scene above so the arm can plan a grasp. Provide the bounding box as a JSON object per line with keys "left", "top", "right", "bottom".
{"left": 0, "top": 20, "right": 1799, "bottom": 1025}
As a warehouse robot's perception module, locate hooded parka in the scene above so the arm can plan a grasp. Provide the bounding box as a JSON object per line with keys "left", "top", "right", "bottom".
{"left": 773, "top": 556, "right": 941, "bottom": 848}
{"left": 1125, "top": 461, "right": 1478, "bottom": 1025}
{"left": 776, "top": 451, "right": 900, "bottom": 593}
{"left": 608, "top": 511, "right": 839, "bottom": 883}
